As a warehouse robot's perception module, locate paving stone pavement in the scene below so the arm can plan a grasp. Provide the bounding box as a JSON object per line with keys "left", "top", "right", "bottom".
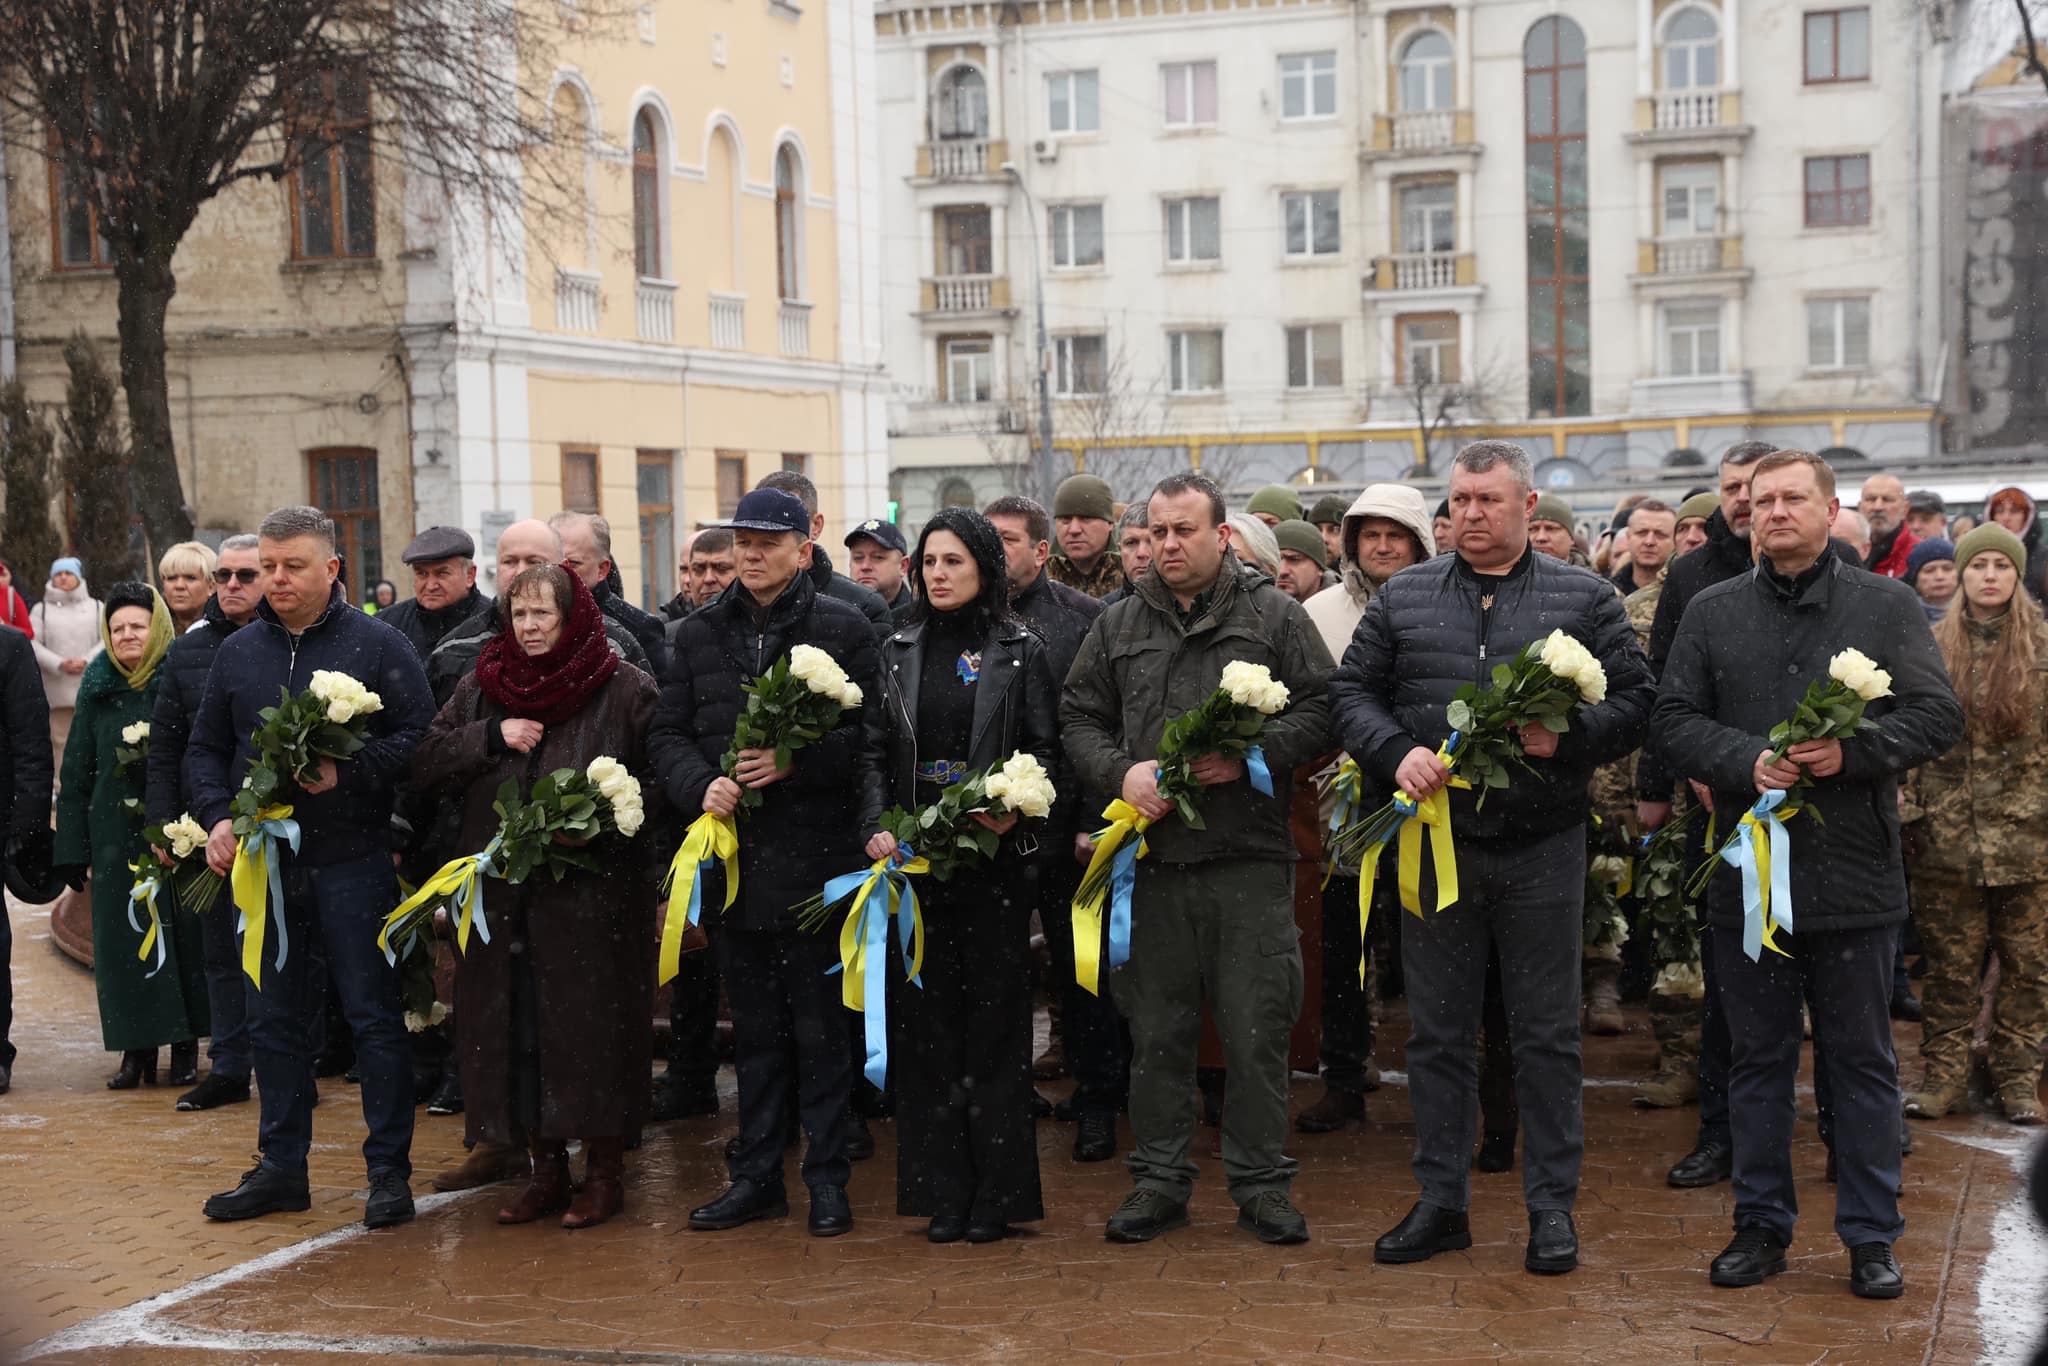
{"left": 3, "top": 888, "right": 2045, "bottom": 1365}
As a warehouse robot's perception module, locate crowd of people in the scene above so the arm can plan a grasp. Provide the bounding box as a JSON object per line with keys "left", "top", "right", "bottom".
{"left": 0, "top": 443, "right": 2042, "bottom": 1310}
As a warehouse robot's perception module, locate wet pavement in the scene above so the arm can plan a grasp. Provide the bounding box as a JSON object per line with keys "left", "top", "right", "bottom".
{"left": 4, "top": 888, "right": 2045, "bottom": 1365}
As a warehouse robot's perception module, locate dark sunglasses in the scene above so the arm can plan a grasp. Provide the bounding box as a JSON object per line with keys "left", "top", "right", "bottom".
{"left": 212, "top": 568, "right": 261, "bottom": 585}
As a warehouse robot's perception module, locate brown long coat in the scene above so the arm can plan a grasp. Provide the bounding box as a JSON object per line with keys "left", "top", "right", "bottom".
{"left": 411, "top": 665, "right": 661, "bottom": 1145}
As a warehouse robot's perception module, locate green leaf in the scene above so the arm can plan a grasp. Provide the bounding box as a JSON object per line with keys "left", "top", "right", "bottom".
{"left": 1445, "top": 700, "right": 1472, "bottom": 732}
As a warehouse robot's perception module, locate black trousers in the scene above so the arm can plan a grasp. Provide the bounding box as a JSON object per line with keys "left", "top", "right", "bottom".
{"left": 1479, "top": 949, "right": 1517, "bottom": 1140}
{"left": 1713, "top": 922, "right": 1904, "bottom": 1249}
{"left": 1040, "top": 853, "right": 1131, "bottom": 1117}
{"left": 717, "top": 928, "right": 853, "bottom": 1192}
{"left": 664, "top": 938, "right": 720, "bottom": 1088}
{"left": 894, "top": 877, "right": 1043, "bottom": 1223}
{"left": 1318, "top": 872, "right": 1380, "bottom": 1094}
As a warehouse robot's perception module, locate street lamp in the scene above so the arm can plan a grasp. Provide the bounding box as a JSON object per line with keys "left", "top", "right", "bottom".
{"left": 1000, "top": 161, "right": 1055, "bottom": 497}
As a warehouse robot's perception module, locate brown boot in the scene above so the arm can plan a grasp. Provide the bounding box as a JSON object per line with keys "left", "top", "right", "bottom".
{"left": 1295, "top": 1084, "right": 1366, "bottom": 1134}
{"left": 431, "top": 1141, "right": 531, "bottom": 1193}
{"left": 497, "top": 1140, "right": 570, "bottom": 1224}
{"left": 562, "top": 1138, "right": 625, "bottom": 1229}
{"left": 1584, "top": 963, "right": 1624, "bottom": 1036}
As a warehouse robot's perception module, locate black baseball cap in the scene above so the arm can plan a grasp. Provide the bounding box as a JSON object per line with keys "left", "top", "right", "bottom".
{"left": 844, "top": 518, "right": 907, "bottom": 555}
{"left": 723, "top": 488, "right": 812, "bottom": 536}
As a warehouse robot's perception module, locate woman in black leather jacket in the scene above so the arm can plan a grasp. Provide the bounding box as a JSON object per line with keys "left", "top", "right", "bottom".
{"left": 859, "top": 507, "right": 1061, "bottom": 1244}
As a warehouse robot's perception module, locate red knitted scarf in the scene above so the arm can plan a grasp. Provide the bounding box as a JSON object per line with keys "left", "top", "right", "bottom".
{"left": 474, "top": 571, "right": 618, "bottom": 723}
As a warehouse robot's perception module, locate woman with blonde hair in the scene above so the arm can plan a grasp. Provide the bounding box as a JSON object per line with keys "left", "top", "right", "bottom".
{"left": 156, "top": 542, "right": 217, "bottom": 635}
{"left": 1903, "top": 524, "right": 2048, "bottom": 1125}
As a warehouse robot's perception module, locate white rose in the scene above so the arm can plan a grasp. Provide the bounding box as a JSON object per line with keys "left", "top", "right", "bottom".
{"left": 1001, "top": 752, "right": 1049, "bottom": 784}
{"left": 1254, "top": 679, "right": 1292, "bottom": 715}
{"left": 983, "top": 773, "right": 1012, "bottom": 805}
{"left": 326, "top": 697, "right": 359, "bottom": 724}
{"left": 836, "top": 680, "right": 864, "bottom": 709}
{"left": 613, "top": 803, "right": 645, "bottom": 837}
{"left": 1829, "top": 649, "right": 1892, "bottom": 703}
{"left": 586, "top": 756, "right": 627, "bottom": 790}
{"left": 1577, "top": 664, "right": 1607, "bottom": 706}
{"left": 789, "top": 644, "right": 836, "bottom": 684}
{"left": 1219, "top": 660, "right": 1273, "bottom": 709}
{"left": 1010, "top": 777, "right": 1054, "bottom": 819}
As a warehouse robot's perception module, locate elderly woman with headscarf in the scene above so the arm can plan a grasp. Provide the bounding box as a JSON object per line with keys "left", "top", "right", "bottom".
{"left": 52, "top": 582, "right": 209, "bottom": 1090}
{"left": 409, "top": 564, "right": 661, "bottom": 1230}
{"left": 856, "top": 508, "right": 1061, "bottom": 1244}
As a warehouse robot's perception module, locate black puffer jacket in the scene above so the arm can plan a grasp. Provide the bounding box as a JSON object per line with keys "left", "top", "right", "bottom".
{"left": 145, "top": 595, "right": 250, "bottom": 825}
{"left": 1, "top": 627, "right": 53, "bottom": 859}
{"left": 1653, "top": 550, "right": 1963, "bottom": 933}
{"left": 809, "top": 546, "right": 893, "bottom": 642}
{"left": 857, "top": 617, "right": 1061, "bottom": 837}
{"left": 377, "top": 587, "right": 492, "bottom": 663}
{"left": 593, "top": 572, "right": 669, "bottom": 677}
{"left": 1329, "top": 544, "right": 1654, "bottom": 842}
{"left": 1012, "top": 569, "right": 1103, "bottom": 689}
{"left": 647, "top": 573, "right": 880, "bottom": 930}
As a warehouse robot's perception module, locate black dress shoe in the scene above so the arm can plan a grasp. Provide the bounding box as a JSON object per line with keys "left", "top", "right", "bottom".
{"left": 167, "top": 1041, "right": 199, "bottom": 1087}
{"left": 1525, "top": 1210, "right": 1578, "bottom": 1274}
{"left": 927, "top": 1215, "right": 967, "bottom": 1243}
{"left": 1709, "top": 1227, "right": 1788, "bottom": 1287}
{"left": 426, "top": 1071, "right": 463, "bottom": 1116}
{"left": 1475, "top": 1130, "right": 1516, "bottom": 1173}
{"left": 1073, "top": 1111, "right": 1116, "bottom": 1163}
{"left": 1850, "top": 1241, "right": 1905, "bottom": 1299}
{"left": 107, "top": 1049, "right": 157, "bottom": 1090}
{"left": 1889, "top": 989, "right": 1923, "bottom": 1023}
{"left": 177, "top": 1072, "right": 251, "bottom": 1111}
{"left": 1668, "top": 1139, "right": 1733, "bottom": 1188}
{"left": 1373, "top": 1202, "right": 1471, "bottom": 1264}
{"left": 364, "top": 1171, "right": 415, "bottom": 1229}
{"left": 965, "top": 1220, "right": 1009, "bottom": 1244}
{"left": 1052, "top": 1093, "right": 1079, "bottom": 1122}
{"left": 689, "top": 1178, "right": 789, "bottom": 1230}
{"left": 1031, "top": 1090, "right": 1053, "bottom": 1119}
{"left": 846, "top": 1113, "right": 876, "bottom": 1161}
{"left": 203, "top": 1164, "right": 312, "bottom": 1221}
{"left": 649, "top": 1073, "right": 719, "bottom": 1121}
{"left": 0, "top": 1060, "right": 10, "bottom": 1094}
{"left": 808, "top": 1183, "right": 853, "bottom": 1237}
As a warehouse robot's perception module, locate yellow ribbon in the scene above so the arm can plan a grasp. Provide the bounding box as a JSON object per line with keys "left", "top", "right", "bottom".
{"left": 377, "top": 839, "right": 500, "bottom": 966}
{"left": 1354, "top": 741, "right": 1468, "bottom": 985}
{"left": 657, "top": 812, "right": 739, "bottom": 985}
{"left": 1071, "top": 799, "right": 1152, "bottom": 997}
{"left": 833, "top": 850, "right": 930, "bottom": 1011}
{"left": 231, "top": 804, "right": 298, "bottom": 987}
{"left": 1737, "top": 805, "right": 1798, "bottom": 960}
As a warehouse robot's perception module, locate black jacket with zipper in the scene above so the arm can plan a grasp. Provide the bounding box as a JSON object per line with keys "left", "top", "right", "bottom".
{"left": 647, "top": 572, "right": 880, "bottom": 929}
{"left": 1329, "top": 543, "right": 1654, "bottom": 843}
{"left": 809, "top": 546, "right": 893, "bottom": 643}
{"left": 145, "top": 595, "right": 249, "bottom": 826}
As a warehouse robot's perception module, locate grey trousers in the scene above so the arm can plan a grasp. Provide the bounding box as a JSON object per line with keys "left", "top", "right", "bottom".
{"left": 1116, "top": 857, "right": 1303, "bottom": 1205}
{"left": 1402, "top": 824, "right": 1586, "bottom": 1215}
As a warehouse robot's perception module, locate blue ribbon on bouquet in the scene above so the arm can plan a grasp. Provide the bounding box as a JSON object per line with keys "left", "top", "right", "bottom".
{"left": 233, "top": 809, "right": 301, "bottom": 986}
{"left": 1721, "top": 789, "right": 1795, "bottom": 962}
{"left": 1245, "top": 744, "right": 1274, "bottom": 797}
{"left": 127, "top": 863, "right": 168, "bottom": 979}
{"left": 825, "top": 843, "right": 927, "bottom": 1089}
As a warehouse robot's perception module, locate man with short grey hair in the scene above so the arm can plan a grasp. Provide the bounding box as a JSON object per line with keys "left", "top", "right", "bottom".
{"left": 1831, "top": 508, "right": 1872, "bottom": 566}
{"left": 550, "top": 510, "right": 668, "bottom": 672}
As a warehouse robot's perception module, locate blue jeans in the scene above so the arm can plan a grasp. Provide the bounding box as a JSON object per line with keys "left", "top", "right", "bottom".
{"left": 244, "top": 854, "right": 414, "bottom": 1181}
{"left": 201, "top": 881, "right": 251, "bottom": 1080}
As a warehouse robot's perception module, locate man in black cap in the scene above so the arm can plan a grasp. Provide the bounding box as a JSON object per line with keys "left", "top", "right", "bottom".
{"left": 376, "top": 526, "right": 490, "bottom": 662}
{"left": 0, "top": 622, "right": 55, "bottom": 1095}
{"left": 1905, "top": 490, "right": 1947, "bottom": 543}
{"left": 844, "top": 518, "right": 914, "bottom": 625}
{"left": 651, "top": 487, "right": 879, "bottom": 1239}
{"left": 754, "top": 472, "right": 892, "bottom": 643}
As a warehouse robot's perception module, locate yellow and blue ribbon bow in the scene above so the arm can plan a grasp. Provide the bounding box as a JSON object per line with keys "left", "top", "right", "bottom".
{"left": 824, "top": 845, "right": 929, "bottom": 1088}
{"left": 1354, "top": 733, "right": 1469, "bottom": 984}
{"left": 1245, "top": 744, "right": 1275, "bottom": 797}
{"left": 658, "top": 812, "right": 740, "bottom": 985}
{"left": 231, "top": 805, "right": 300, "bottom": 987}
{"left": 1723, "top": 789, "right": 1796, "bottom": 961}
{"left": 127, "top": 860, "right": 167, "bottom": 979}
{"left": 377, "top": 836, "right": 502, "bottom": 967}
{"left": 1072, "top": 798, "right": 1151, "bottom": 997}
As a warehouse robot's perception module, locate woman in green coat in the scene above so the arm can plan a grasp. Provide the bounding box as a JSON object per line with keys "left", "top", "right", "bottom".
{"left": 53, "top": 582, "right": 209, "bottom": 1089}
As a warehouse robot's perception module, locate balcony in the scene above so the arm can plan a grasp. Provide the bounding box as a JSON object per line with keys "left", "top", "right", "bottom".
{"left": 635, "top": 278, "right": 676, "bottom": 342}
{"left": 1631, "top": 371, "right": 1752, "bottom": 416}
{"left": 554, "top": 268, "right": 600, "bottom": 333}
{"left": 1371, "top": 251, "right": 1475, "bottom": 292}
{"left": 709, "top": 292, "right": 746, "bottom": 349}
{"left": 1626, "top": 90, "right": 1749, "bottom": 156}
{"left": 1641, "top": 235, "right": 1742, "bottom": 276}
{"left": 778, "top": 300, "right": 811, "bottom": 358}
{"left": 916, "top": 139, "right": 1007, "bottom": 182}
{"left": 919, "top": 274, "right": 1013, "bottom": 315}
{"left": 1362, "top": 110, "right": 1477, "bottom": 164}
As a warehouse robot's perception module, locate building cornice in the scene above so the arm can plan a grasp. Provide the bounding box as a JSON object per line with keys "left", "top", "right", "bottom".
{"left": 422, "top": 324, "right": 892, "bottom": 395}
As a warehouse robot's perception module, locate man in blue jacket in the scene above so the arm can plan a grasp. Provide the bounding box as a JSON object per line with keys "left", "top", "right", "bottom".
{"left": 186, "top": 507, "right": 436, "bottom": 1229}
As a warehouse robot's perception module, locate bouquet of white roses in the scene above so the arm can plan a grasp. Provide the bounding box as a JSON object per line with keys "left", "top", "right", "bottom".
{"left": 140, "top": 813, "right": 222, "bottom": 915}
{"left": 249, "top": 671, "right": 385, "bottom": 789}
{"left": 380, "top": 755, "right": 645, "bottom": 963}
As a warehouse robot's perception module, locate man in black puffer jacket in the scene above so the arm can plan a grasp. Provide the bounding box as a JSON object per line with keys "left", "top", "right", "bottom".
{"left": 1330, "top": 440, "right": 1653, "bottom": 1276}
{"left": 649, "top": 488, "right": 880, "bottom": 1240}
{"left": 146, "top": 534, "right": 265, "bottom": 1113}
{"left": 756, "top": 471, "right": 893, "bottom": 642}
{"left": 0, "top": 623, "right": 53, "bottom": 1097}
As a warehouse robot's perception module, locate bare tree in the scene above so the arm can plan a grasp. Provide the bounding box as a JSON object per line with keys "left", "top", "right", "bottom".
{"left": 0, "top": 0, "right": 625, "bottom": 550}
{"left": 2019, "top": 0, "right": 2048, "bottom": 94}
{"left": 1394, "top": 347, "right": 1520, "bottom": 475}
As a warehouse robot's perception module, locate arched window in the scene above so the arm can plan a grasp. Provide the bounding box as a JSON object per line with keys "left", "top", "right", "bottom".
{"left": 1524, "top": 16, "right": 1590, "bottom": 418}
{"left": 1397, "top": 30, "right": 1453, "bottom": 112}
{"left": 934, "top": 66, "right": 988, "bottom": 140}
{"left": 631, "top": 109, "right": 662, "bottom": 278}
{"left": 775, "top": 145, "right": 802, "bottom": 301}
{"left": 1662, "top": 6, "right": 1720, "bottom": 89}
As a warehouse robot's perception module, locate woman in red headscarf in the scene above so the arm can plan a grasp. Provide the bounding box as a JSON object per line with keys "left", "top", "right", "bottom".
{"left": 410, "top": 563, "right": 661, "bottom": 1230}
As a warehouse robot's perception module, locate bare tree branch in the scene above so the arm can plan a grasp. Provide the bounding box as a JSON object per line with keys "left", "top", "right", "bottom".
{"left": 2019, "top": 0, "right": 2048, "bottom": 96}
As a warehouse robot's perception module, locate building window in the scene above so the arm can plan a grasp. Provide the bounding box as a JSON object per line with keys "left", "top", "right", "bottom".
{"left": 1398, "top": 30, "right": 1454, "bottom": 112}
{"left": 938, "top": 477, "right": 978, "bottom": 508}
{"left": 1400, "top": 315, "right": 1461, "bottom": 384}
{"left": 935, "top": 65, "right": 989, "bottom": 140}
{"left": 1167, "top": 329, "right": 1224, "bottom": 393}
{"left": 1050, "top": 203, "right": 1104, "bottom": 269}
{"left": 637, "top": 450, "right": 675, "bottom": 610}
{"left": 1279, "top": 52, "right": 1337, "bottom": 121}
{"left": 1523, "top": 16, "right": 1591, "bottom": 418}
{"left": 1281, "top": 190, "right": 1340, "bottom": 258}
{"left": 47, "top": 134, "right": 110, "bottom": 270}
{"left": 1804, "top": 154, "right": 1870, "bottom": 227}
{"left": 943, "top": 336, "right": 993, "bottom": 402}
{"left": 1660, "top": 162, "right": 1720, "bottom": 235}
{"left": 1162, "top": 60, "right": 1218, "bottom": 128}
{"left": 1285, "top": 324, "right": 1342, "bottom": 389}
{"left": 775, "top": 145, "right": 802, "bottom": 300}
{"left": 938, "top": 205, "right": 993, "bottom": 275}
{"left": 1804, "top": 8, "right": 1870, "bottom": 84}
{"left": 1054, "top": 334, "right": 1107, "bottom": 395}
{"left": 782, "top": 452, "right": 809, "bottom": 474}
{"left": 632, "top": 109, "right": 662, "bottom": 277}
{"left": 715, "top": 452, "right": 748, "bottom": 517}
{"left": 1661, "top": 6, "right": 1720, "bottom": 89}
{"left": 1807, "top": 296, "right": 1872, "bottom": 370}
{"left": 1164, "top": 196, "right": 1221, "bottom": 264}
{"left": 292, "top": 69, "right": 375, "bottom": 261}
{"left": 1660, "top": 301, "right": 1722, "bottom": 377}
{"left": 1047, "top": 71, "right": 1100, "bottom": 135}
{"left": 1398, "top": 181, "right": 1456, "bottom": 253}
{"left": 308, "top": 448, "right": 380, "bottom": 603}
{"left": 562, "top": 447, "right": 600, "bottom": 513}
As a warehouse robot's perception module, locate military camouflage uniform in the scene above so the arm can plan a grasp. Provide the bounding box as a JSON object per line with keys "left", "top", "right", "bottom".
{"left": 1579, "top": 577, "right": 1643, "bottom": 1033}
{"left": 1049, "top": 551, "right": 1127, "bottom": 601}
{"left": 1902, "top": 616, "right": 2048, "bottom": 1114}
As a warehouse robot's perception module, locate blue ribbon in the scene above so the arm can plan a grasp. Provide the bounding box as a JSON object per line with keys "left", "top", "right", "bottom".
{"left": 236, "top": 815, "right": 301, "bottom": 974}
{"left": 1106, "top": 834, "right": 1144, "bottom": 975}
{"left": 823, "top": 844, "right": 924, "bottom": 1089}
{"left": 1246, "top": 744, "right": 1274, "bottom": 797}
{"left": 1721, "top": 789, "right": 1793, "bottom": 961}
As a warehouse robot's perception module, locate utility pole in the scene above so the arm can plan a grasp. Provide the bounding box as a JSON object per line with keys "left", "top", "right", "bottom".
{"left": 1002, "top": 161, "right": 1056, "bottom": 500}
